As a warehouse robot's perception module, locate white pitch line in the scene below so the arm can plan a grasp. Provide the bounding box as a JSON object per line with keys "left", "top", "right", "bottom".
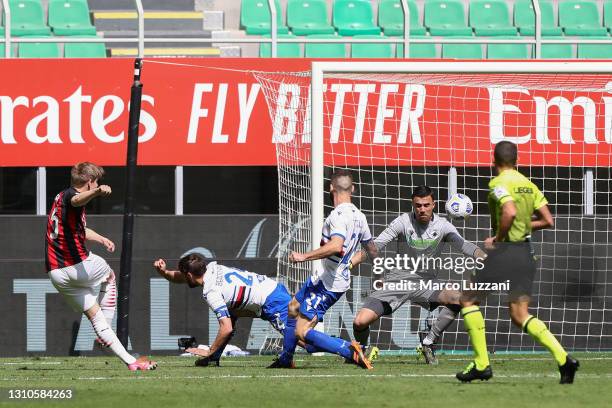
{"left": 1, "top": 373, "right": 611, "bottom": 381}
{"left": 0, "top": 362, "right": 62, "bottom": 365}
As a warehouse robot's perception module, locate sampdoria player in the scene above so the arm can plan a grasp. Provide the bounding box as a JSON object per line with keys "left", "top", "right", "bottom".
{"left": 45, "top": 162, "right": 156, "bottom": 371}
{"left": 154, "top": 255, "right": 324, "bottom": 367}
{"left": 350, "top": 185, "right": 487, "bottom": 364}
{"left": 284, "top": 169, "right": 378, "bottom": 369}
{"left": 456, "top": 141, "right": 579, "bottom": 384}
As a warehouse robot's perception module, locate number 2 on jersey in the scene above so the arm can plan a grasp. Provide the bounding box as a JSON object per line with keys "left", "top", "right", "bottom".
{"left": 224, "top": 270, "right": 253, "bottom": 286}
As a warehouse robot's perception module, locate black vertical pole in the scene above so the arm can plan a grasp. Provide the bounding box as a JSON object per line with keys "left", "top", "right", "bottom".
{"left": 117, "top": 59, "right": 143, "bottom": 347}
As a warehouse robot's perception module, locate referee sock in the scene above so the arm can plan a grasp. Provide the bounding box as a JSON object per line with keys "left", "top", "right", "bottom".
{"left": 461, "top": 306, "right": 490, "bottom": 370}
{"left": 89, "top": 309, "right": 136, "bottom": 365}
{"left": 523, "top": 315, "right": 568, "bottom": 366}
{"left": 304, "top": 329, "right": 353, "bottom": 361}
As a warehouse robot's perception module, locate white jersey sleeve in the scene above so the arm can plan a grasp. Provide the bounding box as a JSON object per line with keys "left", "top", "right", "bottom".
{"left": 315, "top": 202, "right": 372, "bottom": 293}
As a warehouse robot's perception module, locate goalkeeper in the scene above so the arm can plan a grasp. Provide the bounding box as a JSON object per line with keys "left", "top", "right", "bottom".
{"left": 351, "top": 185, "right": 486, "bottom": 364}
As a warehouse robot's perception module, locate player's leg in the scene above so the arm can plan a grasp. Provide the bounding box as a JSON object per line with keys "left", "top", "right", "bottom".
{"left": 49, "top": 256, "right": 156, "bottom": 371}
{"left": 97, "top": 270, "right": 117, "bottom": 323}
{"left": 456, "top": 290, "right": 492, "bottom": 381}
{"left": 352, "top": 304, "right": 382, "bottom": 350}
{"left": 423, "top": 290, "right": 461, "bottom": 346}
{"left": 294, "top": 280, "right": 372, "bottom": 369}
{"left": 509, "top": 298, "right": 579, "bottom": 384}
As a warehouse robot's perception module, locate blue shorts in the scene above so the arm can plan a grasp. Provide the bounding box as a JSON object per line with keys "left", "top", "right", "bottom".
{"left": 261, "top": 283, "right": 292, "bottom": 333}
{"left": 294, "top": 278, "right": 344, "bottom": 321}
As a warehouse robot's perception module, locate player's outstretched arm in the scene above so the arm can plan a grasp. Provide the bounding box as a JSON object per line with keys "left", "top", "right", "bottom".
{"left": 85, "top": 228, "right": 115, "bottom": 252}
{"left": 531, "top": 204, "right": 554, "bottom": 232}
{"left": 153, "top": 258, "right": 187, "bottom": 284}
{"left": 188, "top": 317, "right": 234, "bottom": 358}
{"left": 71, "top": 185, "right": 112, "bottom": 207}
{"left": 289, "top": 235, "right": 344, "bottom": 263}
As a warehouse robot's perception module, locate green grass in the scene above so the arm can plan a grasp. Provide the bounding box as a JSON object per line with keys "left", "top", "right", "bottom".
{"left": 0, "top": 353, "right": 610, "bottom": 407}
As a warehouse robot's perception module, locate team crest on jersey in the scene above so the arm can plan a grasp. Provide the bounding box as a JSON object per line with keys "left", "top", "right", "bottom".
{"left": 493, "top": 186, "right": 510, "bottom": 200}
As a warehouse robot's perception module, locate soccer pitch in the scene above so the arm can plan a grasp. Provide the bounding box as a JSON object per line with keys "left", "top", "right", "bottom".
{"left": 1, "top": 353, "right": 610, "bottom": 408}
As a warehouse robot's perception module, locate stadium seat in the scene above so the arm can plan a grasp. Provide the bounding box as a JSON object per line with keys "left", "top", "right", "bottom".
{"left": 559, "top": 1, "right": 608, "bottom": 36}
{"left": 378, "top": 0, "right": 426, "bottom": 36}
{"left": 604, "top": 1, "right": 612, "bottom": 33}
{"left": 442, "top": 39, "right": 483, "bottom": 59}
{"left": 332, "top": 0, "right": 381, "bottom": 36}
{"left": 514, "top": 1, "right": 563, "bottom": 36}
{"left": 487, "top": 37, "right": 531, "bottom": 59}
{"left": 424, "top": 0, "right": 472, "bottom": 36}
{"left": 5, "top": 0, "right": 51, "bottom": 36}
{"left": 48, "top": 0, "right": 96, "bottom": 36}
{"left": 241, "top": 0, "right": 289, "bottom": 35}
{"left": 396, "top": 38, "right": 437, "bottom": 58}
{"left": 540, "top": 41, "right": 574, "bottom": 59}
{"left": 470, "top": 0, "right": 517, "bottom": 36}
{"left": 287, "top": 0, "right": 335, "bottom": 35}
{"left": 351, "top": 35, "right": 393, "bottom": 58}
{"left": 259, "top": 34, "right": 302, "bottom": 57}
{"left": 577, "top": 36, "right": 612, "bottom": 58}
{"left": 18, "top": 37, "right": 61, "bottom": 58}
{"left": 64, "top": 39, "right": 107, "bottom": 57}
{"left": 304, "top": 34, "right": 346, "bottom": 57}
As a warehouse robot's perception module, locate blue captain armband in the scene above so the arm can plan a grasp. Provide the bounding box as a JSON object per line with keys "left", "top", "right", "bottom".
{"left": 214, "top": 306, "right": 230, "bottom": 320}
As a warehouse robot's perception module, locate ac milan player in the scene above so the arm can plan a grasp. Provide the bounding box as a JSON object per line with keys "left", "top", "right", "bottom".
{"left": 45, "top": 162, "right": 156, "bottom": 371}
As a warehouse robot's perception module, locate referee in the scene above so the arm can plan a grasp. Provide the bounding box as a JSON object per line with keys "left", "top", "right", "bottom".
{"left": 456, "top": 141, "right": 579, "bottom": 384}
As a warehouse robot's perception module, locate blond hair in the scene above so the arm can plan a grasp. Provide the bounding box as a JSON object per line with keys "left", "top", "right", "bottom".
{"left": 71, "top": 162, "right": 105, "bottom": 187}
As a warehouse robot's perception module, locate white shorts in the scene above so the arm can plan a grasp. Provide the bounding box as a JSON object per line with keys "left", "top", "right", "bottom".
{"left": 48, "top": 252, "right": 113, "bottom": 312}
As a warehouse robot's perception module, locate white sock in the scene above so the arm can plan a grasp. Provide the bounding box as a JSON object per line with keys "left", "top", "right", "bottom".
{"left": 89, "top": 309, "right": 136, "bottom": 365}
{"left": 98, "top": 278, "right": 117, "bottom": 323}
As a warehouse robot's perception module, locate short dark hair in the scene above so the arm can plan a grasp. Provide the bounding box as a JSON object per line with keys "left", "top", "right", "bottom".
{"left": 178, "top": 253, "right": 207, "bottom": 277}
{"left": 411, "top": 185, "right": 434, "bottom": 200}
{"left": 330, "top": 169, "right": 353, "bottom": 193}
{"left": 494, "top": 141, "right": 518, "bottom": 167}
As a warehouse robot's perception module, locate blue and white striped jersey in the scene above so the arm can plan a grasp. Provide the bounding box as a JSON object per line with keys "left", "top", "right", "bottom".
{"left": 202, "top": 262, "right": 277, "bottom": 320}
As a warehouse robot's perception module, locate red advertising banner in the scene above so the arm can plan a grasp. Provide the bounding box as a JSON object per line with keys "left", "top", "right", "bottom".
{"left": 0, "top": 58, "right": 610, "bottom": 167}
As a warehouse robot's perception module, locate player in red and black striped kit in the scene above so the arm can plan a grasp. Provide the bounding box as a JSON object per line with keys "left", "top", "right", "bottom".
{"left": 46, "top": 162, "right": 156, "bottom": 371}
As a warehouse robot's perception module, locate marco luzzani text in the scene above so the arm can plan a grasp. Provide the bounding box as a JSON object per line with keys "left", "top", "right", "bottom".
{"left": 371, "top": 254, "right": 511, "bottom": 292}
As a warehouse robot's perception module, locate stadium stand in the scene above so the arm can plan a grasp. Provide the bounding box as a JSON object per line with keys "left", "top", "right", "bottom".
{"left": 241, "top": 0, "right": 289, "bottom": 34}
{"left": 378, "top": 0, "right": 426, "bottom": 36}
{"left": 49, "top": 0, "right": 96, "bottom": 35}
{"left": 17, "top": 35, "right": 60, "bottom": 57}
{"left": 287, "top": 0, "right": 335, "bottom": 35}
{"left": 442, "top": 39, "right": 484, "bottom": 58}
{"left": 1, "top": 1, "right": 612, "bottom": 59}
{"left": 259, "top": 33, "right": 302, "bottom": 56}
{"left": 396, "top": 39, "right": 437, "bottom": 58}
{"left": 7, "top": 0, "right": 51, "bottom": 36}
{"left": 424, "top": 0, "right": 473, "bottom": 36}
{"left": 487, "top": 36, "right": 532, "bottom": 58}
{"left": 304, "top": 33, "right": 347, "bottom": 56}
{"left": 351, "top": 34, "right": 393, "bottom": 57}
{"left": 514, "top": 0, "right": 563, "bottom": 36}
{"left": 559, "top": 0, "right": 608, "bottom": 36}
{"left": 470, "top": 0, "right": 518, "bottom": 36}
{"left": 333, "top": 0, "right": 381, "bottom": 35}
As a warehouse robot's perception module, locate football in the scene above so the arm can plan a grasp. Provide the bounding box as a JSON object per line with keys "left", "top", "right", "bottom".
{"left": 445, "top": 193, "right": 473, "bottom": 219}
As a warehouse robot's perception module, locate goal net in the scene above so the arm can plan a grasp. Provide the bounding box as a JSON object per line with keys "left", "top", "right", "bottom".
{"left": 254, "top": 63, "right": 612, "bottom": 353}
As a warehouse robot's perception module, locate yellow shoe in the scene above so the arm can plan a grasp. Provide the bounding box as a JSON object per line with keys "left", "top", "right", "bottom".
{"left": 367, "top": 346, "right": 379, "bottom": 363}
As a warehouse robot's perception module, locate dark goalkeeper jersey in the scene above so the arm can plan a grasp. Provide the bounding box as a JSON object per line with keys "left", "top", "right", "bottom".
{"left": 45, "top": 187, "right": 89, "bottom": 272}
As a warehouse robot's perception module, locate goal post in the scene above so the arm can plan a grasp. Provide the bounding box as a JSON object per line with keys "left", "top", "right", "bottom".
{"left": 256, "top": 61, "right": 612, "bottom": 353}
